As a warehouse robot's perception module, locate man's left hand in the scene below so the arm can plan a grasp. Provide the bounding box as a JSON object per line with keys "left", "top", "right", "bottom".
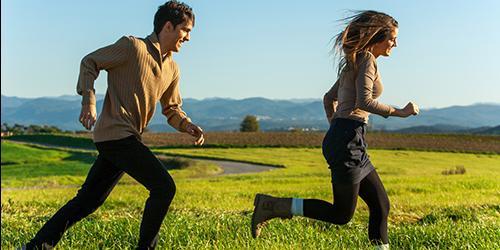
{"left": 186, "top": 122, "right": 205, "bottom": 146}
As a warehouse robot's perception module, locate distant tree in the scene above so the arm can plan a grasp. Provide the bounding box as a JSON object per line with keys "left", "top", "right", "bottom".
{"left": 1, "top": 123, "right": 9, "bottom": 132}
{"left": 240, "top": 115, "right": 260, "bottom": 132}
{"left": 28, "top": 124, "right": 42, "bottom": 133}
{"left": 28, "top": 124, "right": 62, "bottom": 133}
{"left": 12, "top": 123, "right": 27, "bottom": 134}
{"left": 1, "top": 123, "right": 64, "bottom": 134}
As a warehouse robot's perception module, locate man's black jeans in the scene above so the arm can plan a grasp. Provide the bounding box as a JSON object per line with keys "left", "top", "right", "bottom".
{"left": 27, "top": 136, "right": 176, "bottom": 250}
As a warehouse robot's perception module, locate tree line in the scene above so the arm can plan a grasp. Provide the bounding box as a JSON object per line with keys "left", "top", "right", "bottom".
{"left": 1, "top": 123, "right": 66, "bottom": 135}
{"left": 1, "top": 115, "right": 261, "bottom": 136}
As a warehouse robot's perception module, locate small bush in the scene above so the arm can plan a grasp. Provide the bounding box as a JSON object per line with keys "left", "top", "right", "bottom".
{"left": 441, "top": 165, "right": 466, "bottom": 175}
{"left": 157, "top": 156, "right": 195, "bottom": 170}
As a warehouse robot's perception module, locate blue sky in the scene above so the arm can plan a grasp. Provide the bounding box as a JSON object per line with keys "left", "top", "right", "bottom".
{"left": 2, "top": 0, "right": 499, "bottom": 108}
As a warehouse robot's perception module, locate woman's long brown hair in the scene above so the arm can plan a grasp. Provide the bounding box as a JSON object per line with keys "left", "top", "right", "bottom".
{"left": 333, "top": 10, "right": 398, "bottom": 75}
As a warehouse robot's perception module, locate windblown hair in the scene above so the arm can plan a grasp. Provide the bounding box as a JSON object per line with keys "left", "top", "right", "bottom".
{"left": 154, "top": 0, "right": 195, "bottom": 35}
{"left": 333, "top": 10, "right": 398, "bottom": 74}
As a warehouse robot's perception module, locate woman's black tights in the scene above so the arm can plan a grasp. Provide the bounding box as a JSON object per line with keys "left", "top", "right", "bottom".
{"left": 303, "top": 170, "right": 390, "bottom": 245}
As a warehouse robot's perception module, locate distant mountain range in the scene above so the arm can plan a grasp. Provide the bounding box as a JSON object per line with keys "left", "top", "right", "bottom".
{"left": 2, "top": 95, "right": 500, "bottom": 134}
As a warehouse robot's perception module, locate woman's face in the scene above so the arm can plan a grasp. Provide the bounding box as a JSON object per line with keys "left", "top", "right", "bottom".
{"left": 371, "top": 28, "right": 398, "bottom": 57}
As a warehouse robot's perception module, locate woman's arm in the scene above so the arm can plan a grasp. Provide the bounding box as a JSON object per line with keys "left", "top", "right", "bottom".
{"left": 354, "top": 54, "right": 394, "bottom": 118}
{"left": 389, "top": 102, "right": 419, "bottom": 117}
{"left": 323, "top": 79, "right": 339, "bottom": 123}
{"left": 355, "top": 53, "right": 419, "bottom": 118}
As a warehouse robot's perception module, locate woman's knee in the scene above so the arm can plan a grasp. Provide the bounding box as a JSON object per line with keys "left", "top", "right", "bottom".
{"left": 371, "top": 197, "right": 390, "bottom": 219}
{"left": 335, "top": 210, "right": 355, "bottom": 225}
{"left": 381, "top": 198, "right": 390, "bottom": 218}
{"left": 325, "top": 206, "right": 355, "bottom": 225}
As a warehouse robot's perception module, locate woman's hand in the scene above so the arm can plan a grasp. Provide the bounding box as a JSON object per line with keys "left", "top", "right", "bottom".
{"left": 392, "top": 102, "right": 419, "bottom": 118}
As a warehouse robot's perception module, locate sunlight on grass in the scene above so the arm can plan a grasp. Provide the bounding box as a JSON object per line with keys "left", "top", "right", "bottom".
{"left": 2, "top": 140, "right": 499, "bottom": 249}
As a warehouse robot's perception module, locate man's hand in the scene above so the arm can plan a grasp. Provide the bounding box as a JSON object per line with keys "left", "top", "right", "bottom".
{"left": 79, "top": 104, "right": 97, "bottom": 130}
{"left": 186, "top": 122, "right": 205, "bottom": 146}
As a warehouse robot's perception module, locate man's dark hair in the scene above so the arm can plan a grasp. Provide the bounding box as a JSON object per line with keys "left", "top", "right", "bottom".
{"left": 154, "top": 1, "right": 195, "bottom": 35}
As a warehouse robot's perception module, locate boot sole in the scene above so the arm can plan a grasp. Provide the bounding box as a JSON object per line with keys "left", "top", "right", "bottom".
{"left": 254, "top": 193, "right": 262, "bottom": 206}
{"left": 251, "top": 194, "right": 263, "bottom": 238}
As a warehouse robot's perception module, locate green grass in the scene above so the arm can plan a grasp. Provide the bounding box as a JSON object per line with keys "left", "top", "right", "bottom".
{"left": 0, "top": 141, "right": 221, "bottom": 188}
{"left": 1, "top": 142, "right": 96, "bottom": 187}
{"left": 7, "top": 134, "right": 95, "bottom": 149}
{"left": 2, "top": 140, "right": 499, "bottom": 249}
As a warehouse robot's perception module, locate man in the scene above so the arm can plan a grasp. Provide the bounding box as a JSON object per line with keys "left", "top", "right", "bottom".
{"left": 22, "top": 1, "right": 203, "bottom": 249}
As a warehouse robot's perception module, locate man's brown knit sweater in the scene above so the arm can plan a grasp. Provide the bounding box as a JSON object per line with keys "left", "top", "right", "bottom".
{"left": 77, "top": 32, "right": 191, "bottom": 142}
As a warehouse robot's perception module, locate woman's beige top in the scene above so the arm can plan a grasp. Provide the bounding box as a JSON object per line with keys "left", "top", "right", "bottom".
{"left": 323, "top": 52, "right": 394, "bottom": 124}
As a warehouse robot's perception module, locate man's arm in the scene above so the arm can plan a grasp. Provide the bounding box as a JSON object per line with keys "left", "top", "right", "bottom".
{"left": 160, "top": 72, "right": 204, "bottom": 145}
{"left": 76, "top": 36, "right": 131, "bottom": 130}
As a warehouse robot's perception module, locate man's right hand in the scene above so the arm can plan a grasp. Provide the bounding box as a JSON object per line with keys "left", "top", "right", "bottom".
{"left": 79, "top": 104, "right": 97, "bottom": 130}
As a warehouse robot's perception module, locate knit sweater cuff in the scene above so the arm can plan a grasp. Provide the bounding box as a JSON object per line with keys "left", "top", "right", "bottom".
{"left": 179, "top": 117, "right": 192, "bottom": 132}
{"left": 81, "top": 89, "right": 96, "bottom": 106}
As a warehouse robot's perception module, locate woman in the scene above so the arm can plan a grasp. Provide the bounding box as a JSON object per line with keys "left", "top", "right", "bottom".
{"left": 251, "top": 10, "right": 419, "bottom": 249}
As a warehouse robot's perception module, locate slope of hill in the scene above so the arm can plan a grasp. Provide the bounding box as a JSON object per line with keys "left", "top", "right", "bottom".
{"left": 392, "top": 124, "right": 500, "bottom": 135}
{"left": 2, "top": 95, "right": 500, "bottom": 133}
{"left": 474, "top": 125, "right": 500, "bottom": 135}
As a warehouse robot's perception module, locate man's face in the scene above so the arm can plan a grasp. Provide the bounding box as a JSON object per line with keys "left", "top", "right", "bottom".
{"left": 162, "top": 20, "right": 193, "bottom": 54}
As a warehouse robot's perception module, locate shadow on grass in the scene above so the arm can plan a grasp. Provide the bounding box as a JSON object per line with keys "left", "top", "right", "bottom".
{"left": 1, "top": 150, "right": 97, "bottom": 181}
{"left": 418, "top": 205, "right": 499, "bottom": 224}
{"left": 61, "top": 151, "right": 97, "bottom": 164}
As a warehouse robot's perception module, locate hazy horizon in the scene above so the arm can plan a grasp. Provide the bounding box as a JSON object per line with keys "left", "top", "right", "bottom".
{"left": 2, "top": 93, "right": 499, "bottom": 110}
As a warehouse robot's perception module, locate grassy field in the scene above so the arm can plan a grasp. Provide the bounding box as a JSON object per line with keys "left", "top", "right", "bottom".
{"left": 1, "top": 139, "right": 500, "bottom": 249}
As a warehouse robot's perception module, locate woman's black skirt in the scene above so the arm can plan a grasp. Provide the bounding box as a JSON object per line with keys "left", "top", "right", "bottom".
{"left": 322, "top": 118, "right": 374, "bottom": 184}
